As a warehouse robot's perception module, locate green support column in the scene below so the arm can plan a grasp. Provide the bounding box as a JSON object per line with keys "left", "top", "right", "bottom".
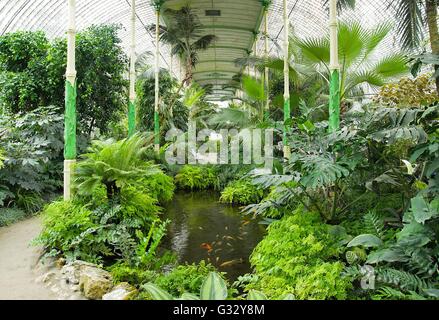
{"left": 264, "top": 7, "right": 270, "bottom": 120}
{"left": 329, "top": 0, "right": 340, "bottom": 132}
{"left": 329, "top": 69, "right": 340, "bottom": 131}
{"left": 64, "top": 0, "right": 77, "bottom": 201}
{"left": 128, "top": 0, "right": 137, "bottom": 137}
{"left": 128, "top": 100, "right": 136, "bottom": 136}
{"left": 282, "top": 0, "right": 290, "bottom": 160}
{"left": 154, "top": 7, "right": 161, "bottom": 152}
{"left": 65, "top": 81, "right": 77, "bottom": 160}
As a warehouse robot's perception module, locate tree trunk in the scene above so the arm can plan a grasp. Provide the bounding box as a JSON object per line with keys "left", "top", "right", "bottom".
{"left": 426, "top": 0, "right": 439, "bottom": 93}
{"left": 185, "top": 56, "right": 193, "bottom": 86}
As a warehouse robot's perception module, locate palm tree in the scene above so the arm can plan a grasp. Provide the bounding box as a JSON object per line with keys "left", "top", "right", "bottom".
{"left": 151, "top": 6, "right": 217, "bottom": 86}
{"left": 388, "top": 0, "right": 439, "bottom": 91}
{"left": 295, "top": 20, "right": 408, "bottom": 102}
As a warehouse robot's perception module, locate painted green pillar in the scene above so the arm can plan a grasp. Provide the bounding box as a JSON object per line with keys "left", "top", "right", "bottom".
{"left": 64, "top": 0, "right": 77, "bottom": 201}
{"left": 329, "top": 69, "right": 340, "bottom": 131}
{"left": 329, "top": 0, "right": 340, "bottom": 132}
{"left": 128, "top": 0, "right": 137, "bottom": 137}
{"left": 264, "top": 7, "right": 270, "bottom": 120}
{"left": 154, "top": 7, "right": 161, "bottom": 153}
{"left": 282, "top": 0, "right": 290, "bottom": 160}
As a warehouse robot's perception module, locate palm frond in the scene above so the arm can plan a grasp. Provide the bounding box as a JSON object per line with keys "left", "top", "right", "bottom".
{"left": 391, "top": 0, "right": 425, "bottom": 50}
{"left": 191, "top": 35, "right": 217, "bottom": 51}
{"left": 372, "top": 54, "right": 409, "bottom": 78}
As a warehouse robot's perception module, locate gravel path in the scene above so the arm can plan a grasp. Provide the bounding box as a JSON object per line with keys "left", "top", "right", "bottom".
{"left": 0, "top": 216, "right": 56, "bottom": 300}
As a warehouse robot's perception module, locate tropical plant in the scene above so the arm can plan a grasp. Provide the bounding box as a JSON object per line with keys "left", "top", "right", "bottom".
{"left": 0, "top": 208, "right": 27, "bottom": 227}
{"left": 246, "top": 208, "right": 351, "bottom": 300}
{"left": 151, "top": 6, "right": 217, "bottom": 86}
{"left": 344, "top": 195, "right": 439, "bottom": 299}
{"left": 375, "top": 73, "right": 439, "bottom": 107}
{"left": 136, "top": 69, "right": 189, "bottom": 136}
{"left": 0, "top": 106, "right": 64, "bottom": 210}
{"left": 143, "top": 272, "right": 229, "bottom": 300}
{"left": 248, "top": 102, "right": 436, "bottom": 222}
{"left": 74, "top": 134, "right": 161, "bottom": 200}
{"left": 387, "top": 0, "right": 439, "bottom": 92}
{"left": 295, "top": 20, "right": 408, "bottom": 102}
{"left": 220, "top": 180, "right": 264, "bottom": 205}
{"left": 0, "top": 31, "right": 51, "bottom": 112}
{"left": 0, "top": 25, "right": 128, "bottom": 135}
{"left": 142, "top": 173, "right": 175, "bottom": 203}
{"left": 153, "top": 261, "right": 218, "bottom": 297}
{"left": 175, "top": 165, "right": 216, "bottom": 190}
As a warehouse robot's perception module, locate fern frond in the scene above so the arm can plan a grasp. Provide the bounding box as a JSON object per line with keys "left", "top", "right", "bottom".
{"left": 363, "top": 211, "right": 386, "bottom": 238}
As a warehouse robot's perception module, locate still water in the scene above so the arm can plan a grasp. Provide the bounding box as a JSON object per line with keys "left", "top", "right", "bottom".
{"left": 162, "top": 192, "right": 266, "bottom": 281}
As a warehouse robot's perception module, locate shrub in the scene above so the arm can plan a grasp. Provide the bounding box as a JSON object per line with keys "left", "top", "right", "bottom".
{"left": 108, "top": 262, "right": 158, "bottom": 285}
{"left": 0, "top": 207, "right": 27, "bottom": 227}
{"left": 375, "top": 73, "right": 439, "bottom": 108}
{"left": 0, "top": 26, "right": 128, "bottom": 133}
{"left": 219, "top": 180, "right": 264, "bottom": 205}
{"left": 175, "top": 165, "right": 216, "bottom": 190}
{"left": 246, "top": 208, "right": 351, "bottom": 299}
{"left": 0, "top": 106, "right": 64, "bottom": 209}
{"left": 153, "top": 261, "right": 217, "bottom": 297}
{"left": 35, "top": 200, "right": 102, "bottom": 262}
{"left": 142, "top": 173, "right": 175, "bottom": 203}
{"left": 74, "top": 134, "right": 161, "bottom": 200}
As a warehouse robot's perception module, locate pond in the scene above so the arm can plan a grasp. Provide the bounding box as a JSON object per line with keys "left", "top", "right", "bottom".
{"left": 162, "top": 192, "right": 266, "bottom": 281}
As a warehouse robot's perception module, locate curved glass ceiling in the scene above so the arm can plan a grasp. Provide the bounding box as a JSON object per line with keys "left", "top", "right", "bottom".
{"left": 0, "top": 0, "right": 427, "bottom": 100}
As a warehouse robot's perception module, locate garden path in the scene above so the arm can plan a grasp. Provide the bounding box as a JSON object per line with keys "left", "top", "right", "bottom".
{"left": 0, "top": 216, "right": 56, "bottom": 300}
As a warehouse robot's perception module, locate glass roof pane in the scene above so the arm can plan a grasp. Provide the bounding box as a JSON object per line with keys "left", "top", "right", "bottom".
{"left": 0, "top": 0, "right": 428, "bottom": 99}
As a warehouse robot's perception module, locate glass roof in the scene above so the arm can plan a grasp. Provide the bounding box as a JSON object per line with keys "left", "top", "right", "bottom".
{"left": 0, "top": 0, "right": 427, "bottom": 100}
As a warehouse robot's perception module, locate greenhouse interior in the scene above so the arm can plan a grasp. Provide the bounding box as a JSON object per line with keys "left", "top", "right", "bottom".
{"left": 0, "top": 0, "right": 438, "bottom": 302}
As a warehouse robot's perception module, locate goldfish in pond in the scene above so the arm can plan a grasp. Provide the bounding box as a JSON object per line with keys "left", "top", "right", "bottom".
{"left": 219, "top": 258, "right": 244, "bottom": 268}
{"left": 200, "top": 243, "right": 213, "bottom": 253}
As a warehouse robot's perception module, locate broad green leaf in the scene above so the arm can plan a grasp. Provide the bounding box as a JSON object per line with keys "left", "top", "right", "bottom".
{"left": 411, "top": 196, "right": 435, "bottom": 224}
{"left": 347, "top": 234, "right": 383, "bottom": 248}
{"left": 397, "top": 222, "right": 427, "bottom": 240}
{"left": 179, "top": 293, "right": 201, "bottom": 300}
{"left": 142, "top": 283, "right": 174, "bottom": 300}
{"left": 424, "top": 289, "right": 439, "bottom": 298}
{"left": 200, "top": 272, "right": 228, "bottom": 300}
{"left": 247, "top": 290, "right": 268, "bottom": 300}
{"left": 367, "top": 248, "right": 408, "bottom": 264}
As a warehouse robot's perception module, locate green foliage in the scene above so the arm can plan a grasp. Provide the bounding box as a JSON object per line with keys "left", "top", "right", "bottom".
{"left": 37, "top": 135, "right": 168, "bottom": 264}
{"left": 141, "top": 173, "right": 175, "bottom": 203}
{"left": 0, "top": 207, "right": 27, "bottom": 227}
{"left": 35, "top": 200, "right": 101, "bottom": 262}
{"left": 153, "top": 261, "right": 217, "bottom": 297}
{"left": 136, "top": 70, "right": 188, "bottom": 136}
{"left": 154, "top": 6, "right": 217, "bottom": 84}
{"left": 247, "top": 208, "right": 351, "bottom": 299}
{"left": 375, "top": 74, "right": 439, "bottom": 108}
{"left": 296, "top": 20, "right": 408, "bottom": 99}
{"left": 74, "top": 134, "right": 161, "bottom": 200}
{"left": 0, "top": 31, "right": 51, "bottom": 112}
{"left": 0, "top": 106, "right": 64, "bottom": 210}
{"left": 220, "top": 180, "right": 264, "bottom": 205}
{"left": 175, "top": 165, "right": 216, "bottom": 190}
{"left": 135, "top": 219, "right": 170, "bottom": 267}
{"left": 0, "top": 25, "right": 128, "bottom": 134}
{"left": 108, "top": 263, "right": 157, "bottom": 285}
{"left": 143, "top": 271, "right": 229, "bottom": 300}
{"left": 345, "top": 195, "right": 439, "bottom": 299}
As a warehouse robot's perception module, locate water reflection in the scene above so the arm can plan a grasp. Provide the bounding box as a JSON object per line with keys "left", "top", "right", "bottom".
{"left": 162, "top": 192, "right": 266, "bottom": 281}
